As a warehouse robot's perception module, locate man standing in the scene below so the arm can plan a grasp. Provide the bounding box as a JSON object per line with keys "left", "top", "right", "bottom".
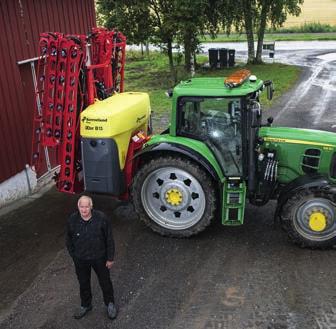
{"left": 66, "top": 195, "right": 117, "bottom": 320}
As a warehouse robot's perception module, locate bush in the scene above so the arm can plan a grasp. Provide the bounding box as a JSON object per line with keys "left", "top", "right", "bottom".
{"left": 267, "top": 22, "right": 336, "bottom": 33}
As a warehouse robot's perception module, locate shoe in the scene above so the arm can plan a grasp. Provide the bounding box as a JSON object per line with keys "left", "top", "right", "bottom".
{"left": 73, "top": 305, "right": 92, "bottom": 319}
{"left": 107, "top": 302, "right": 117, "bottom": 319}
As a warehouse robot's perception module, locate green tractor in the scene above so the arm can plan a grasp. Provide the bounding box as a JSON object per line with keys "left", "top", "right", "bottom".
{"left": 31, "top": 30, "right": 336, "bottom": 248}
{"left": 130, "top": 70, "right": 336, "bottom": 248}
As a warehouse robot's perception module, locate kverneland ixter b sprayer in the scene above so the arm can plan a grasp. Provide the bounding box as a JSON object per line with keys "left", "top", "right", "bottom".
{"left": 32, "top": 29, "right": 336, "bottom": 248}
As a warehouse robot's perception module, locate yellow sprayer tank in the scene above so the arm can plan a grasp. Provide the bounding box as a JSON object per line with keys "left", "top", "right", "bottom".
{"left": 80, "top": 92, "right": 151, "bottom": 195}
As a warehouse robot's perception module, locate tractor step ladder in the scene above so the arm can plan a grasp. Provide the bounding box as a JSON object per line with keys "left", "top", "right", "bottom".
{"left": 222, "top": 177, "right": 246, "bottom": 225}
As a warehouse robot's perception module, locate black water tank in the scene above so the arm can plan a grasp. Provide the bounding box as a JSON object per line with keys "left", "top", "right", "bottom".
{"left": 228, "top": 49, "right": 235, "bottom": 67}
{"left": 219, "top": 48, "right": 228, "bottom": 68}
{"left": 208, "top": 48, "right": 218, "bottom": 69}
{"left": 81, "top": 138, "right": 125, "bottom": 195}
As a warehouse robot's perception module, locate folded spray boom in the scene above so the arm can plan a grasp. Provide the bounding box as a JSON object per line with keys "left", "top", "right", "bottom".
{"left": 31, "top": 28, "right": 126, "bottom": 193}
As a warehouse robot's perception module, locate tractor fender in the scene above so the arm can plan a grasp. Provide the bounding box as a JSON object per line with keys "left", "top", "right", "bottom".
{"left": 275, "top": 174, "right": 331, "bottom": 219}
{"left": 134, "top": 142, "right": 220, "bottom": 181}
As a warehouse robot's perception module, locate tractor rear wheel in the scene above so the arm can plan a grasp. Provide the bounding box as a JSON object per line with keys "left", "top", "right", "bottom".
{"left": 131, "top": 155, "right": 217, "bottom": 237}
{"left": 280, "top": 188, "right": 336, "bottom": 248}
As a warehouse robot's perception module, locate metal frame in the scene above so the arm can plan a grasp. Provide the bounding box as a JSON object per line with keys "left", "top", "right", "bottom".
{"left": 31, "top": 28, "right": 127, "bottom": 194}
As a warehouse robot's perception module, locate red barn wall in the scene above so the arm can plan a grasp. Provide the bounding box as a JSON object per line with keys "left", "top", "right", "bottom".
{"left": 0, "top": 0, "right": 96, "bottom": 182}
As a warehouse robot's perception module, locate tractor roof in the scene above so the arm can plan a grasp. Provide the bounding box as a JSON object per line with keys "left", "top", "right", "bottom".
{"left": 173, "top": 72, "right": 264, "bottom": 98}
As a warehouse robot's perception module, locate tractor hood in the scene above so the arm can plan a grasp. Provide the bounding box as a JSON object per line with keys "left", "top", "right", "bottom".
{"left": 259, "top": 127, "right": 336, "bottom": 149}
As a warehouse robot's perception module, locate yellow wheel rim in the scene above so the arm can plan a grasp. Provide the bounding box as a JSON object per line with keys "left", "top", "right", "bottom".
{"left": 308, "top": 212, "right": 327, "bottom": 232}
{"left": 165, "top": 189, "right": 183, "bottom": 206}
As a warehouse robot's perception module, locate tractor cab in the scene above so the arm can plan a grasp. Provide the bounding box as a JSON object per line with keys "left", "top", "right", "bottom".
{"left": 177, "top": 95, "right": 243, "bottom": 177}
{"left": 172, "top": 70, "right": 267, "bottom": 180}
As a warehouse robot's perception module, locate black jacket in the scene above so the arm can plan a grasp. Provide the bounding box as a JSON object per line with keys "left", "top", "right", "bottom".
{"left": 66, "top": 209, "right": 115, "bottom": 261}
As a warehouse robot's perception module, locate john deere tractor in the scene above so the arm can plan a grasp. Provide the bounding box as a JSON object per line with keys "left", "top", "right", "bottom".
{"left": 31, "top": 30, "right": 336, "bottom": 249}
{"left": 126, "top": 70, "right": 336, "bottom": 248}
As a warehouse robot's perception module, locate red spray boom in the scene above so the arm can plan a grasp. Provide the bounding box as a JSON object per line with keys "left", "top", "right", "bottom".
{"left": 31, "top": 28, "right": 126, "bottom": 193}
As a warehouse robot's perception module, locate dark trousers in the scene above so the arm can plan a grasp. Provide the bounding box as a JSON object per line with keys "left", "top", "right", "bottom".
{"left": 74, "top": 258, "right": 114, "bottom": 307}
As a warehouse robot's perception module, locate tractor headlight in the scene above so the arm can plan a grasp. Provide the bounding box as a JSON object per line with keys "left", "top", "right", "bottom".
{"left": 210, "top": 130, "right": 224, "bottom": 139}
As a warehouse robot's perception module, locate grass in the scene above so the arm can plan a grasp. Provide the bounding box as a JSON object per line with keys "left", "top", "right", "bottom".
{"left": 124, "top": 51, "right": 302, "bottom": 131}
{"left": 125, "top": 51, "right": 176, "bottom": 116}
{"left": 269, "top": 22, "right": 336, "bottom": 33}
{"left": 201, "top": 32, "right": 336, "bottom": 43}
{"left": 195, "top": 56, "right": 301, "bottom": 108}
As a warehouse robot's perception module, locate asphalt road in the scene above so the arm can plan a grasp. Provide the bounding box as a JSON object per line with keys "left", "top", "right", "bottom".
{"left": 1, "top": 45, "right": 336, "bottom": 329}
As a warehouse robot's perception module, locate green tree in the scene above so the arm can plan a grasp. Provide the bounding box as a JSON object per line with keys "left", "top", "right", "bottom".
{"left": 217, "top": 0, "right": 257, "bottom": 63}
{"left": 97, "top": 0, "right": 224, "bottom": 77}
{"left": 221, "top": 0, "right": 303, "bottom": 63}
{"left": 97, "top": 0, "right": 180, "bottom": 80}
{"left": 97, "top": 0, "right": 153, "bottom": 46}
{"left": 255, "top": 0, "right": 303, "bottom": 62}
{"left": 174, "top": 0, "right": 221, "bottom": 72}
{"left": 147, "top": 0, "right": 179, "bottom": 81}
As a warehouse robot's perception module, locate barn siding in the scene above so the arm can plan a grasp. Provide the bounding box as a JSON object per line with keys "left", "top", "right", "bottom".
{"left": 0, "top": 0, "right": 96, "bottom": 182}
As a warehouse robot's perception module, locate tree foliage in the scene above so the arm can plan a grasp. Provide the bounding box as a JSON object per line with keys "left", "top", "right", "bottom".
{"left": 220, "top": 0, "right": 304, "bottom": 63}
{"left": 173, "top": 0, "right": 220, "bottom": 71}
{"left": 97, "top": 0, "right": 305, "bottom": 71}
{"left": 97, "top": 0, "right": 221, "bottom": 78}
{"left": 97, "top": 0, "right": 153, "bottom": 45}
{"left": 147, "top": 0, "right": 179, "bottom": 79}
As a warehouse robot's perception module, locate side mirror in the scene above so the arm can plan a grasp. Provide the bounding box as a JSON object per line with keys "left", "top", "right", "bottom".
{"left": 259, "top": 116, "right": 274, "bottom": 128}
{"left": 264, "top": 80, "right": 274, "bottom": 100}
{"left": 165, "top": 89, "right": 173, "bottom": 98}
{"left": 250, "top": 101, "right": 261, "bottom": 128}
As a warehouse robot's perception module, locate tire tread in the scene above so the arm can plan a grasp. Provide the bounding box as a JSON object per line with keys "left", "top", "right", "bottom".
{"left": 131, "top": 155, "right": 217, "bottom": 238}
{"left": 280, "top": 188, "right": 336, "bottom": 249}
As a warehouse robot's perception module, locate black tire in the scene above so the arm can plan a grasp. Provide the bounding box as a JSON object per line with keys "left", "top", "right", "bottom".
{"left": 280, "top": 188, "right": 336, "bottom": 248}
{"left": 131, "top": 155, "right": 217, "bottom": 237}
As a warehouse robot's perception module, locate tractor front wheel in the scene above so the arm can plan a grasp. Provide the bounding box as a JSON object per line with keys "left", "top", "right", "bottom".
{"left": 280, "top": 188, "right": 336, "bottom": 248}
{"left": 131, "top": 155, "right": 216, "bottom": 237}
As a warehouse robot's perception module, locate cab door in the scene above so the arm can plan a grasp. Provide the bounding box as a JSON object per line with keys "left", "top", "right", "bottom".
{"left": 178, "top": 96, "right": 243, "bottom": 177}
